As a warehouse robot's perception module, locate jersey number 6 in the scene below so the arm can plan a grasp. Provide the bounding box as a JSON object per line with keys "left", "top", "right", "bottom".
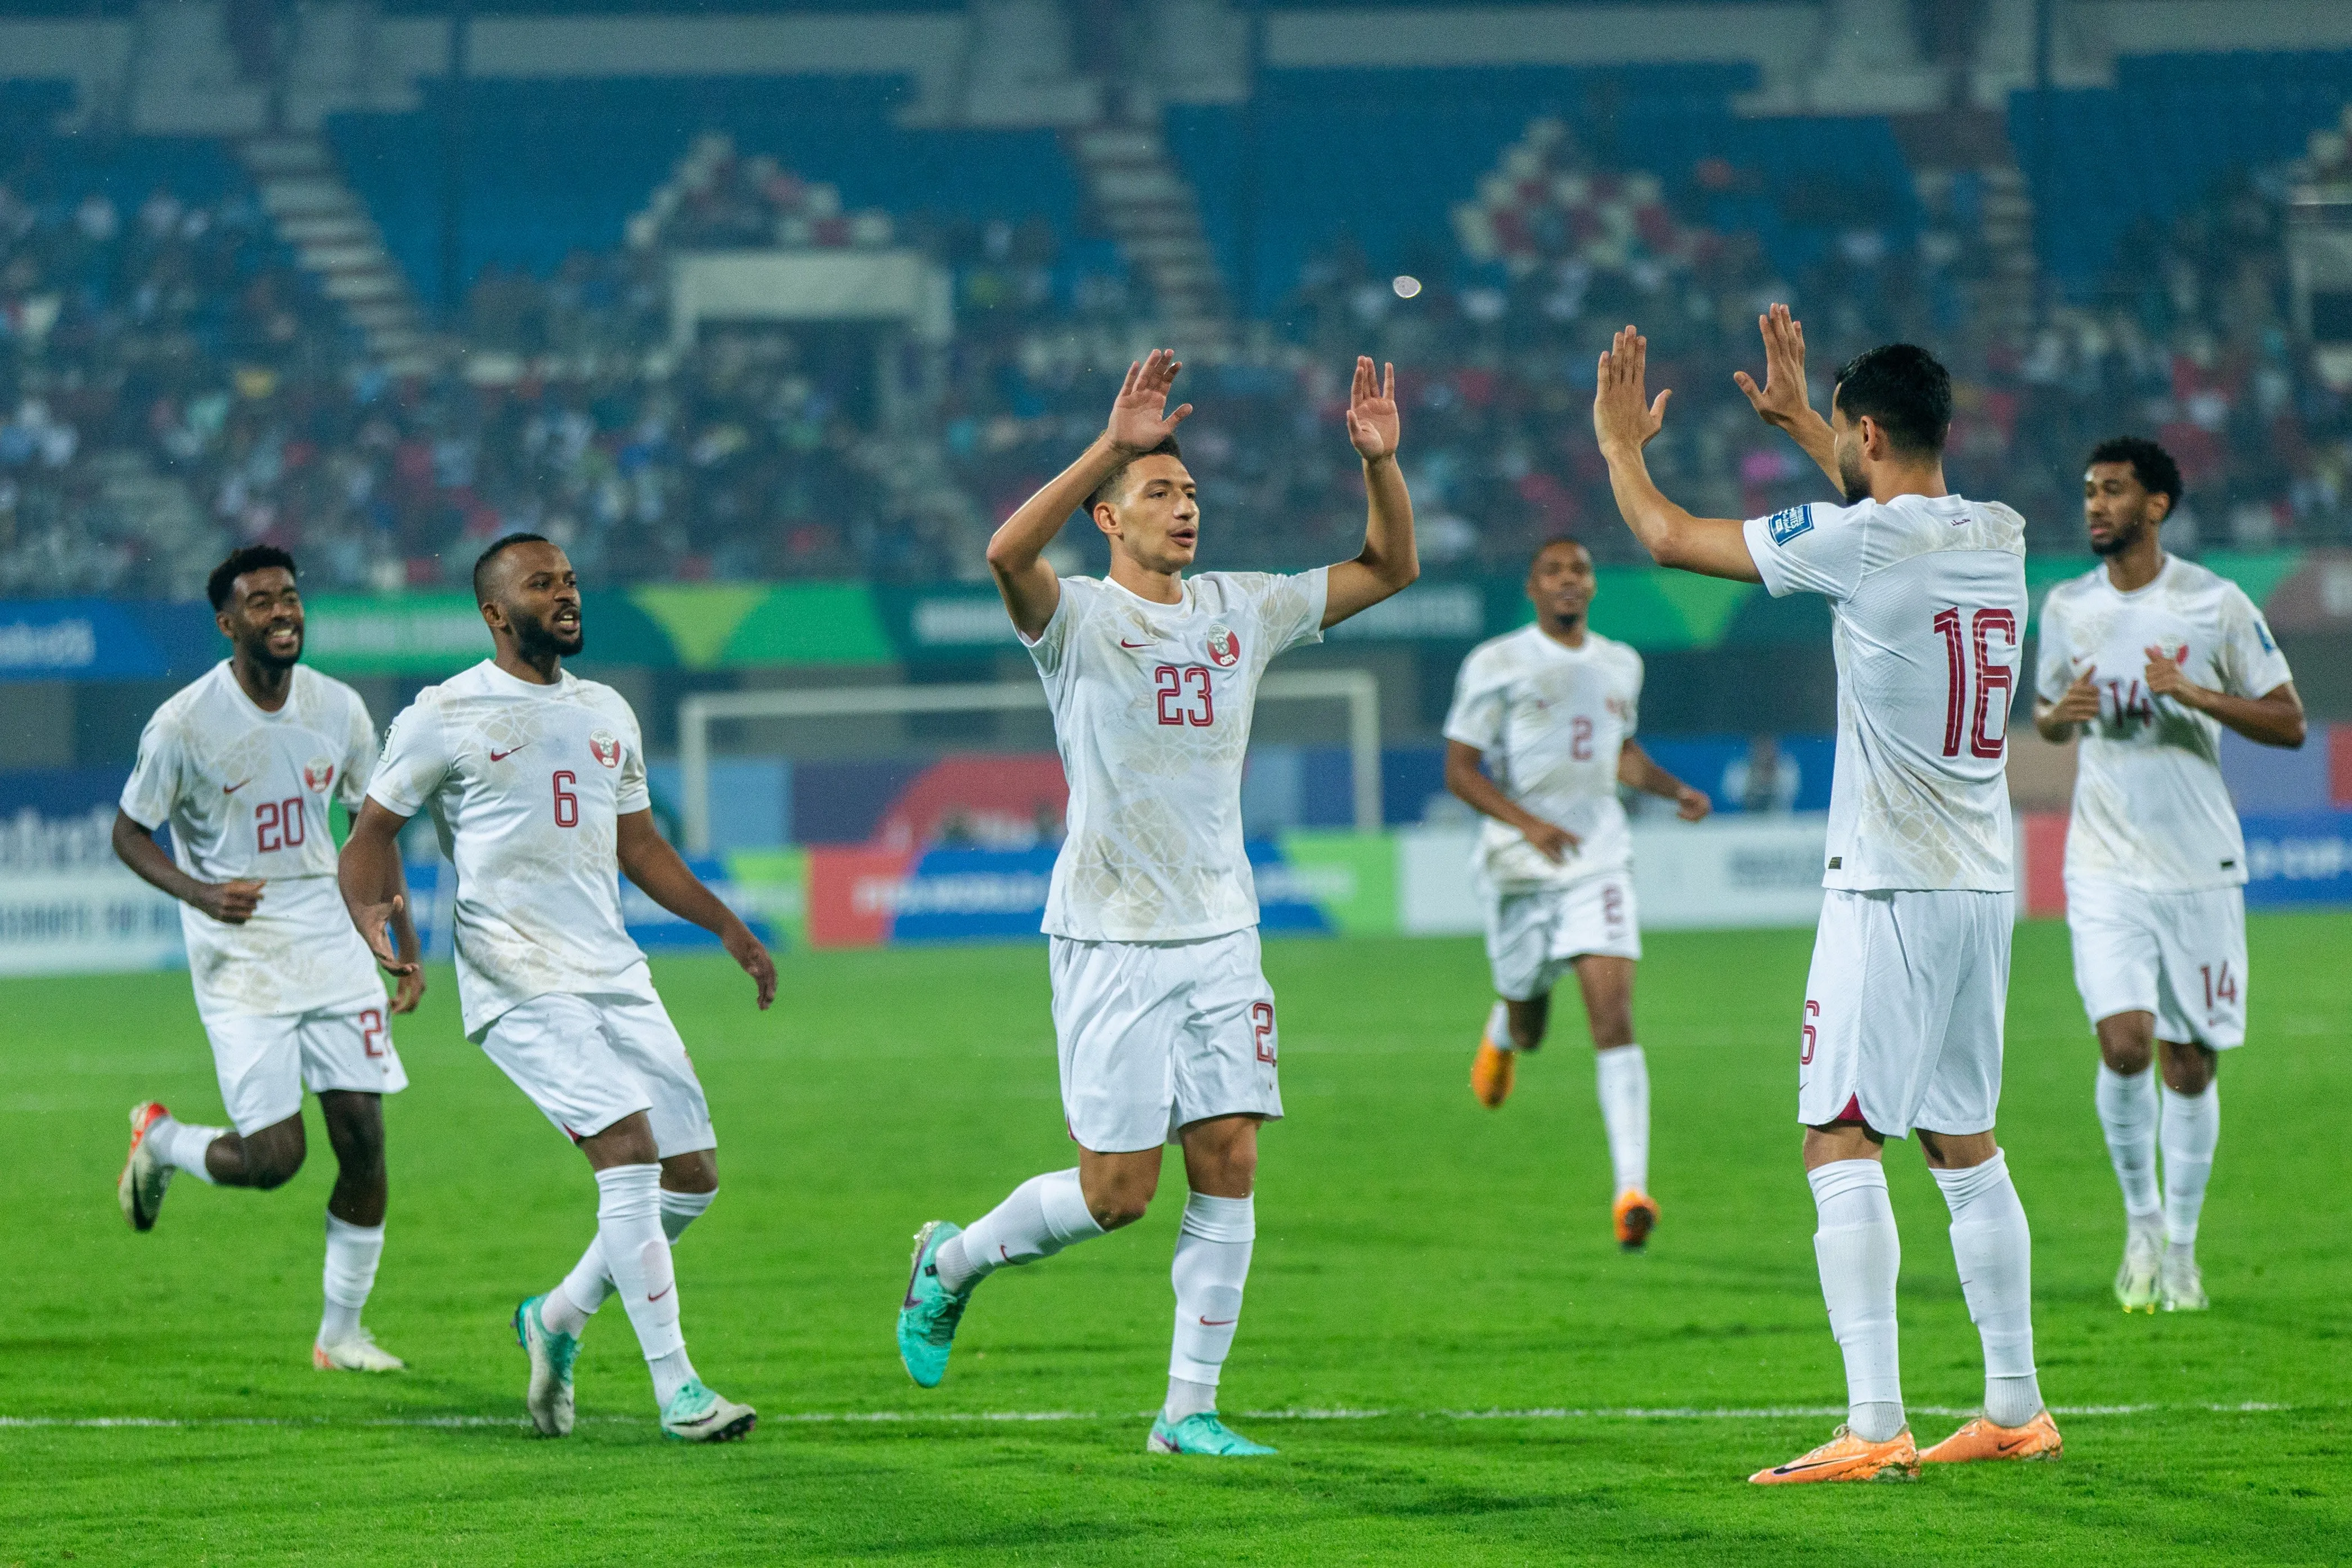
{"left": 1933, "top": 607, "right": 2018, "bottom": 760}
{"left": 553, "top": 770, "right": 579, "bottom": 828}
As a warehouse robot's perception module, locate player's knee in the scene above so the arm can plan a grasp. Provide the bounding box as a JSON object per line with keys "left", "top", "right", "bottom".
{"left": 248, "top": 1145, "right": 306, "bottom": 1189}
{"left": 2160, "top": 1042, "right": 2216, "bottom": 1096}
{"left": 1092, "top": 1189, "right": 1153, "bottom": 1230}
{"left": 2096, "top": 1021, "right": 2153, "bottom": 1075}
{"left": 1509, "top": 1018, "right": 1546, "bottom": 1052}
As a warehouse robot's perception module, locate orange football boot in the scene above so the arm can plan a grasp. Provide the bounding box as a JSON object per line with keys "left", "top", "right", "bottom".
{"left": 1470, "top": 1037, "right": 1516, "bottom": 1108}
{"left": 1749, "top": 1425, "right": 1920, "bottom": 1485}
{"left": 1919, "top": 1409, "right": 2063, "bottom": 1464}
{"left": 1613, "top": 1189, "right": 1659, "bottom": 1251}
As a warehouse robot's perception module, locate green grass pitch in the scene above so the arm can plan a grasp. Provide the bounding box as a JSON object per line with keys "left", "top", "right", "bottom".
{"left": 3, "top": 914, "right": 2346, "bottom": 1564}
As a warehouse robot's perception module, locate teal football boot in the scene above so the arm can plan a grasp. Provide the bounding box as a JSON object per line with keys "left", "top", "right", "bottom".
{"left": 1147, "top": 1412, "right": 1278, "bottom": 1456}
{"left": 897, "top": 1220, "right": 973, "bottom": 1389}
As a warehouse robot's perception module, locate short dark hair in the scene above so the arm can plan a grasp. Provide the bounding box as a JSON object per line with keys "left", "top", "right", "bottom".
{"left": 2086, "top": 435, "right": 2182, "bottom": 505}
{"left": 1832, "top": 343, "right": 1951, "bottom": 457}
{"left": 1530, "top": 534, "right": 1590, "bottom": 567}
{"left": 473, "top": 532, "right": 551, "bottom": 603}
{"left": 1087, "top": 438, "right": 1184, "bottom": 512}
{"left": 207, "top": 545, "right": 298, "bottom": 611}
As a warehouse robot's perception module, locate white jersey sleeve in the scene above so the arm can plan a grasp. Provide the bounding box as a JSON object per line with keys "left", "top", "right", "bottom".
{"left": 120, "top": 706, "right": 189, "bottom": 833}
{"left": 368, "top": 697, "right": 455, "bottom": 820}
{"left": 2214, "top": 583, "right": 2293, "bottom": 700}
{"left": 1744, "top": 493, "right": 2027, "bottom": 892}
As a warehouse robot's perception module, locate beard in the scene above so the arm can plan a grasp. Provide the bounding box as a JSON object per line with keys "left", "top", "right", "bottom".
{"left": 1834, "top": 447, "right": 1869, "bottom": 502}
{"left": 512, "top": 607, "right": 585, "bottom": 661}
{"left": 241, "top": 624, "right": 303, "bottom": 671}
{"left": 2090, "top": 517, "right": 2147, "bottom": 558}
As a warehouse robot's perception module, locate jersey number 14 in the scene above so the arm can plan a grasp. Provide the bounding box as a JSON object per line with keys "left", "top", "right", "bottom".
{"left": 1933, "top": 607, "right": 2017, "bottom": 760}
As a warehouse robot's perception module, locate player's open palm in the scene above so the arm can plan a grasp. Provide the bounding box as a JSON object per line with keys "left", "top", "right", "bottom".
{"left": 1734, "top": 303, "right": 1814, "bottom": 431}
{"left": 1345, "top": 356, "right": 1401, "bottom": 459}
{"left": 1593, "top": 326, "right": 1670, "bottom": 453}
{"left": 1107, "top": 348, "right": 1192, "bottom": 455}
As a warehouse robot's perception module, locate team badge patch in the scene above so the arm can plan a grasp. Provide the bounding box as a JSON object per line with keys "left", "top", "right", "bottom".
{"left": 589, "top": 730, "right": 622, "bottom": 769}
{"left": 1205, "top": 623, "right": 1240, "bottom": 668}
{"left": 303, "top": 757, "right": 336, "bottom": 792}
{"left": 1766, "top": 505, "right": 1814, "bottom": 545}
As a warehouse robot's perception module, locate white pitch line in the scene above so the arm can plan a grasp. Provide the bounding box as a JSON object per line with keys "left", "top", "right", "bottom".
{"left": 0, "top": 1401, "right": 2291, "bottom": 1431}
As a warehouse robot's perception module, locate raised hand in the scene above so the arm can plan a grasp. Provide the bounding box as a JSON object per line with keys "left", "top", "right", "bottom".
{"left": 1344, "top": 356, "right": 1401, "bottom": 460}
{"left": 1734, "top": 304, "right": 1816, "bottom": 431}
{"left": 1107, "top": 348, "right": 1193, "bottom": 455}
{"left": 1592, "top": 325, "right": 1671, "bottom": 455}
{"left": 195, "top": 878, "right": 265, "bottom": 925}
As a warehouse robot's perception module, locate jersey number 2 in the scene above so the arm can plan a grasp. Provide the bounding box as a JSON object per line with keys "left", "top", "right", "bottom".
{"left": 1933, "top": 607, "right": 2017, "bottom": 759}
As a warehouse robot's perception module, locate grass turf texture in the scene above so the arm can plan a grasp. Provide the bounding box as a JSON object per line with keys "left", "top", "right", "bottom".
{"left": 3, "top": 915, "right": 2347, "bottom": 1565}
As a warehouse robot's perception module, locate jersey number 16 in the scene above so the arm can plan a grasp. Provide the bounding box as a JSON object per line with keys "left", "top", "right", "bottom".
{"left": 1933, "top": 607, "right": 2017, "bottom": 760}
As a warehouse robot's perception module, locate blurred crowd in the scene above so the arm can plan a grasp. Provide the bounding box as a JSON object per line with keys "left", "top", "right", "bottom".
{"left": 5, "top": 116, "right": 2349, "bottom": 600}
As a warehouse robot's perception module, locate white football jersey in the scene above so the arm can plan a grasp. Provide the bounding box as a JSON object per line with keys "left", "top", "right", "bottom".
{"left": 1743, "top": 492, "right": 2028, "bottom": 892}
{"left": 2036, "top": 555, "right": 2291, "bottom": 892}
{"left": 119, "top": 661, "right": 385, "bottom": 1021}
{"left": 1027, "top": 569, "right": 1328, "bottom": 942}
{"left": 367, "top": 660, "right": 657, "bottom": 1035}
{"left": 1444, "top": 623, "right": 1642, "bottom": 891}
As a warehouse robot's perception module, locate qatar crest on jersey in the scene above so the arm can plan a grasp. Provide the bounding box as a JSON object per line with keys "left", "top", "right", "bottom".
{"left": 1205, "top": 623, "right": 1241, "bottom": 668}
{"left": 589, "top": 729, "right": 623, "bottom": 769}
{"left": 303, "top": 756, "right": 336, "bottom": 792}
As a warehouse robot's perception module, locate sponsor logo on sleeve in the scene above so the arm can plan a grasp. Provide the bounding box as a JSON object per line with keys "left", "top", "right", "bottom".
{"left": 2255, "top": 615, "right": 2277, "bottom": 654}
{"left": 1766, "top": 505, "right": 1814, "bottom": 546}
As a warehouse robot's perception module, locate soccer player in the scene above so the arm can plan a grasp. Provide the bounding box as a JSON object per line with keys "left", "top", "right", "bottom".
{"left": 1446, "top": 534, "right": 1712, "bottom": 1249}
{"left": 895, "top": 350, "right": 1417, "bottom": 1455}
{"left": 1596, "top": 306, "right": 2058, "bottom": 1481}
{"left": 338, "top": 534, "right": 776, "bottom": 1444}
{"left": 113, "top": 544, "right": 421, "bottom": 1373}
{"left": 2034, "top": 437, "right": 2304, "bottom": 1313}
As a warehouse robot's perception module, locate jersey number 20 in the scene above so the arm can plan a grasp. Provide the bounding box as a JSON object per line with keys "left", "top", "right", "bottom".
{"left": 1933, "top": 607, "right": 2017, "bottom": 760}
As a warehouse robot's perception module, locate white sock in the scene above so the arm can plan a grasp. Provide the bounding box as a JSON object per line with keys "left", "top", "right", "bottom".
{"left": 1595, "top": 1045, "right": 1650, "bottom": 1195}
{"left": 2160, "top": 1081, "right": 2220, "bottom": 1247}
{"left": 546, "top": 1186, "right": 716, "bottom": 1338}
{"left": 939, "top": 1168, "right": 1103, "bottom": 1295}
{"left": 2094, "top": 1064, "right": 2161, "bottom": 1225}
{"left": 159, "top": 1117, "right": 223, "bottom": 1184}
{"left": 318, "top": 1212, "right": 384, "bottom": 1346}
{"left": 1808, "top": 1160, "right": 1904, "bottom": 1443}
{"left": 1931, "top": 1153, "right": 2042, "bottom": 1430}
{"left": 591, "top": 1164, "right": 695, "bottom": 1405}
{"left": 1167, "top": 1192, "right": 1254, "bottom": 1414}
{"left": 1484, "top": 1001, "right": 1515, "bottom": 1049}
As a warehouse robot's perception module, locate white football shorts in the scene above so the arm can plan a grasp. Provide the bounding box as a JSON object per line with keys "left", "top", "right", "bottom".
{"left": 1796, "top": 888, "right": 2013, "bottom": 1138}
{"left": 2066, "top": 879, "right": 2247, "bottom": 1049}
{"left": 203, "top": 997, "right": 407, "bottom": 1135}
{"left": 478, "top": 991, "right": 716, "bottom": 1155}
{"left": 1483, "top": 873, "right": 1641, "bottom": 1000}
{"left": 1048, "top": 927, "right": 1282, "bottom": 1154}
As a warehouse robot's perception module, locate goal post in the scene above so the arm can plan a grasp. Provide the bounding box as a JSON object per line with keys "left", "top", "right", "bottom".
{"left": 676, "top": 670, "right": 1382, "bottom": 855}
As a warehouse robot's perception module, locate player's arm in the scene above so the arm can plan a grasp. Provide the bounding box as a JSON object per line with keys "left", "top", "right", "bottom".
{"left": 1593, "top": 327, "right": 1763, "bottom": 583}
{"left": 2143, "top": 662, "right": 2306, "bottom": 749}
{"left": 339, "top": 799, "right": 420, "bottom": 980}
{"left": 1444, "top": 741, "right": 1578, "bottom": 862}
{"left": 1732, "top": 303, "right": 1840, "bottom": 488}
{"left": 1322, "top": 357, "right": 1420, "bottom": 628}
{"left": 110, "top": 809, "right": 263, "bottom": 924}
{"left": 986, "top": 349, "right": 1193, "bottom": 640}
{"left": 615, "top": 810, "right": 776, "bottom": 1010}
{"left": 1617, "top": 740, "right": 1711, "bottom": 821}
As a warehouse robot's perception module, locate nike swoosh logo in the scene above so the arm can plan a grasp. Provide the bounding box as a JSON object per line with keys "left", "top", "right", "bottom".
{"left": 488, "top": 745, "right": 527, "bottom": 762}
{"left": 1994, "top": 1436, "right": 2034, "bottom": 1453}
{"left": 1199, "top": 1317, "right": 1237, "bottom": 1326}
{"left": 1120, "top": 639, "right": 1153, "bottom": 649}
{"left": 648, "top": 1285, "right": 673, "bottom": 1302}
{"left": 223, "top": 779, "right": 253, "bottom": 793}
